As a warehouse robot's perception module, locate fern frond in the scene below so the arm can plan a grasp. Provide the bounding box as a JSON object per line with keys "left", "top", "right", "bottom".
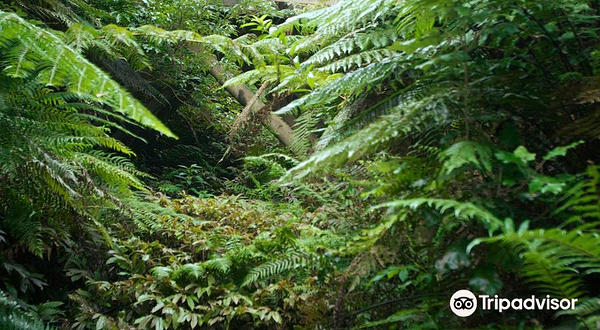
{"left": 314, "top": 84, "right": 431, "bottom": 151}
{"left": 172, "top": 263, "right": 205, "bottom": 281}
{"left": 64, "top": 23, "right": 98, "bottom": 51}
{"left": 558, "top": 297, "right": 600, "bottom": 329}
{"left": 242, "top": 252, "right": 317, "bottom": 287}
{"left": 74, "top": 152, "right": 146, "bottom": 192}
{"left": 290, "top": 109, "right": 320, "bottom": 156}
{"left": 203, "top": 258, "right": 232, "bottom": 274}
{"left": 439, "top": 141, "right": 494, "bottom": 175}
{"left": 472, "top": 228, "right": 600, "bottom": 299}
{"left": 355, "top": 306, "right": 430, "bottom": 329}
{"left": 556, "top": 165, "right": 600, "bottom": 227}
{"left": 277, "top": 0, "right": 397, "bottom": 56}
{"left": 132, "top": 25, "right": 204, "bottom": 45}
{"left": 375, "top": 198, "right": 503, "bottom": 233}
{"left": 274, "top": 55, "right": 403, "bottom": 115}
{"left": 150, "top": 266, "right": 173, "bottom": 280}
{"left": 0, "top": 12, "right": 175, "bottom": 138}
{"left": 223, "top": 65, "right": 295, "bottom": 88}
{"left": 0, "top": 290, "right": 56, "bottom": 330}
{"left": 101, "top": 24, "right": 150, "bottom": 70}
{"left": 281, "top": 94, "right": 450, "bottom": 181}
{"left": 319, "top": 49, "right": 398, "bottom": 73}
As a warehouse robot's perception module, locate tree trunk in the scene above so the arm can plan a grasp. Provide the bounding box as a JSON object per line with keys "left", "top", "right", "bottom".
{"left": 206, "top": 57, "right": 294, "bottom": 147}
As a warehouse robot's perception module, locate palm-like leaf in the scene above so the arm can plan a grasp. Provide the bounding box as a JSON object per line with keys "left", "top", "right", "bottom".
{"left": 0, "top": 11, "right": 175, "bottom": 138}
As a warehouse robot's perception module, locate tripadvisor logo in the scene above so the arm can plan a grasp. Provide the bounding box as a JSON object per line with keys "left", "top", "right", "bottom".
{"left": 450, "top": 290, "right": 478, "bottom": 317}
{"left": 450, "top": 290, "right": 578, "bottom": 317}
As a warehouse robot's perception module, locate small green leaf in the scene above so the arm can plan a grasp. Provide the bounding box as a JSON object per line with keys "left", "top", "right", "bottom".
{"left": 398, "top": 268, "right": 409, "bottom": 282}
{"left": 503, "top": 217, "right": 515, "bottom": 234}
{"left": 529, "top": 175, "right": 568, "bottom": 195}
{"left": 95, "top": 315, "right": 107, "bottom": 330}
{"left": 307, "top": 72, "right": 316, "bottom": 89}
{"left": 543, "top": 141, "right": 584, "bottom": 161}
{"left": 270, "top": 311, "right": 283, "bottom": 324}
{"left": 513, "top": 146, "right": 536, "bottom": 163}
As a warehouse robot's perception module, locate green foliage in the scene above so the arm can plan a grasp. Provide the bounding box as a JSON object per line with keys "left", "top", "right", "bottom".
{"left": 1, "top": 0, "right": 599, "bottom": 329}
{"left": 282, "top": 95, "right": 449, "bottom": 181}
{"left": 559, "top": 297, "right": 600, "bottom": 330}
{"left": 0, "top": 8, "right": 185, "bottom": 272}
{"left": 242, "top": 252, "right": 318, "bottom": 287}
{"left": 0, "top": 11, "right": 175, "bottom": 137}
{"left": 224, "top": 0, "right": 600, "bottom": 327}
{"left": 67, "top": 194, "right": 342, "bottom": 329}
{"left": 439, "top": 141, "right": 493, "bottom": 174}
{"left": 4, "top": 0, "right": 109, "bottom": 26}
{"left": 556, "top": 165, "right": 600, "bottom": 226}
{"left": 0, "top": 290, "right": 56, "bottom": 330}
{"left": 0, "top": 74, "right": 148, "bottom": 256}
{"left": 0, "top": 3, "right": 180, "bottom": 315}
{"left": 237, "top": 0, "right": 598, "bottom": 185}
{"left": 468, "top": 165, "right": 600, "bottom": 301}
{"left": 376, "top": 198, "right": 503, "bottom": 234}
{"left": 66, "top": 23, "right": 151, "bottom": 71}
{"left": 472, "top": 227, "right": 599, "bottom": 299}
{"left": 157, "top": 163, "right": 220, "bottom": 198}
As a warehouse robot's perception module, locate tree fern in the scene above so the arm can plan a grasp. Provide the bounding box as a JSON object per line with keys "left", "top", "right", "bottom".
{"left": 0, "top": 10, "right": 188, "bottom": 257}
{"left": 301, "top": 28, "right": 400, "bottom": 70}
{"left": 280, "top": 94, "right": 450, "bottom": 181}
{"left": 9, "top": 0, "right": 104, "bottom": 26}
{"left": 222, "top": 65, "right": 296, "bottom": 88}
{"left": 290, "top": 109, "right": 320, "bottom": 156}
{"left": 0, "top": 58, "right": 167, "bottom": 255}
{"left": 319, "top": 49, "right": 399, "bottom": 73}
{"left": 274, "top": 55, "right": 404, "bottom": 115}
{"left": 274, "top": 0, "right": 397, "bottom": 56}
{"left": 65, "top": 23, "right": 151, "bottom": 71}
{"left": 132, "top": 25, "right": 280, "bottom": 67}
{"left": 0, "top": 11, "right": 174, "bottom": 138}
{"left": 315, "top": 85, "right": 431, "bottom": 151}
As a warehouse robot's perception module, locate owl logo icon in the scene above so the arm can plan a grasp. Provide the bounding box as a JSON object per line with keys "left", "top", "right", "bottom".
{"left": 450, "top": 290, "right": 477, "bottom": 317}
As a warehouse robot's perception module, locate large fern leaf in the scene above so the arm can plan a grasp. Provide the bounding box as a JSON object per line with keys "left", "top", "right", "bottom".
{"left": 0, "top": 11, "right": 175, "bottom": 138}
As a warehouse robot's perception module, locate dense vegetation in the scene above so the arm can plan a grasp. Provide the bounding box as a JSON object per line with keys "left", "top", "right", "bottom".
{"left": 0, "top": 0, "right": 599, "bottom": 329}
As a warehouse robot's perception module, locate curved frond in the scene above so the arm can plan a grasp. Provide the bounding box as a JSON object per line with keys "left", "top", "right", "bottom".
{"left": 0, "top": 12, "right": 175, "bottom": 138}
